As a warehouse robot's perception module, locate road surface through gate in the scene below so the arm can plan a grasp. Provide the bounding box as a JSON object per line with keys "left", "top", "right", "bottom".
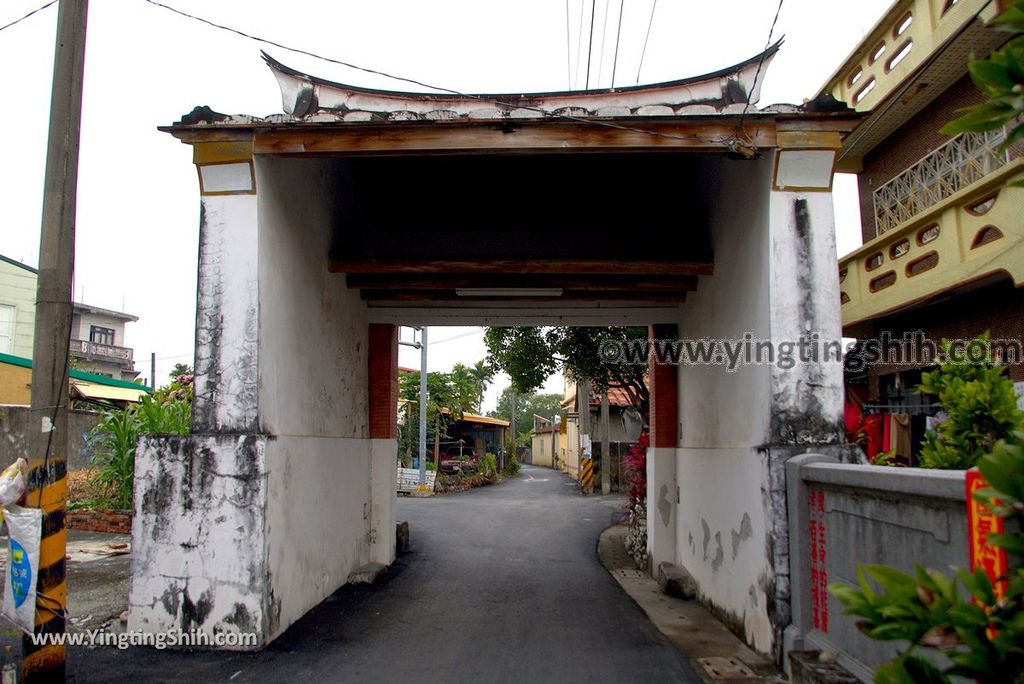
{"left": 68, "top": 465, "right": 699, "bottom": 682}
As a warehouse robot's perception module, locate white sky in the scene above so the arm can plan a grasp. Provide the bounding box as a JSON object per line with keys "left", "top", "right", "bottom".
{"left": 0, "top": 0, "right": 889, "bottom": 406}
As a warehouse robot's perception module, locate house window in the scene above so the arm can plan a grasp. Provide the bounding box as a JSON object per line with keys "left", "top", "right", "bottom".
{"left": 0, "top": 304, "right": 14, "bottom": 354}
{"left": 90, "top": 325, "right": 115, "bottom": 346}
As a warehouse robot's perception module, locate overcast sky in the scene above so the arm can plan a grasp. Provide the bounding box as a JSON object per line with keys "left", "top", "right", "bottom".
{"left": 0, "top": 0, "right": 891, "bottom": 409}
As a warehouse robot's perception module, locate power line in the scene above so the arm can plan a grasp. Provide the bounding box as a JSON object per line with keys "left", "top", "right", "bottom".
{"left": 610, "top": 0, "right": 624, "bottom": 89}
{"left": 140, "top": 0, "right": 739, "bottom": 147}
{"left": 0, "top": 0, "right": 57, "bottom": 34}
{"left": 574, "top": 0, "right": 585, "bottom": 89}
{"left": 636, "top": 0, "right": 658, "bottom": 85}
{"left": 739, "top": 0, "right": 784, "bottom": 132}
{"left": 596, "top": 0, "right": 610, "bottom": 88}
{"left": 565, "top": 0, "right": 572, "bottom": 90}
{"left": 585, "top": 0, "right": 597, "bottom": 89}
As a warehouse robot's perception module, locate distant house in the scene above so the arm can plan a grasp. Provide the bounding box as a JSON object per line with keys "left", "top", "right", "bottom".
{"left": 0, "top": 351, "right": 150, "bottom": 408}
{"left": 558, "top": 379, "right": 642, "bottom": 485}
{"left": 0, "top": 254, "right": 141, "bottom": 382}
{"left": 0, "top": 254, "right": 38, "bottom": 358}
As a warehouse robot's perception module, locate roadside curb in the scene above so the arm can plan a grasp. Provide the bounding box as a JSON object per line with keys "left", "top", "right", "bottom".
{"left": 597, "top": 524, "right": 784, "bottom": 684}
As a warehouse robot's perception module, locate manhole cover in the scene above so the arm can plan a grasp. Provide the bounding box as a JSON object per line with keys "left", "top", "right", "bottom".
{"left": 697, "top": 656, "right": 756, "bottom": 680}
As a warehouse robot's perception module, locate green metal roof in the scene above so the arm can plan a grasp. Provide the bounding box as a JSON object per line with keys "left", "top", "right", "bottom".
{"left": 0, "top": 351, "right": 152, "bottom": 392}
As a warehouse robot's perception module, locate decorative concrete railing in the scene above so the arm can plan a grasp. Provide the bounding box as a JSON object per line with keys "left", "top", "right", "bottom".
{"left": 838, "top": 159, "right": 1024, "bottom": 328}
{"left": 823, "top": 0, "right": 997, "bottom": 113}
{"left": 785, "top": 454, "right": 969, "bottom": 681}
{"left": 873, "top": 130, "right": 1008, "bottom": 234}
{"left": 70, "top": 338, "right": 134, "bottom": 364}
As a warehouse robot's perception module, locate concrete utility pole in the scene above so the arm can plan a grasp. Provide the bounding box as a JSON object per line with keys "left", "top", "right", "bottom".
{"left": 25, "top": 0, "right": 89, "bottom": 681}
{"left": 600, "top": 392, "right": 611, "bottom": 495}
{"left": 151, "top": 352, "right": 156, "bottom": 389}
{"left": 510, "top": 389, "right": 516, "bottom": 464}
{"left": 418, "top": 327, "right": 428, "bottom": 484}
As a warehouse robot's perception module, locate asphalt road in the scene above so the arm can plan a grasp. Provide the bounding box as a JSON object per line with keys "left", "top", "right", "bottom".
{"left": 67, "top": 465, "right": 700, "bottom": 683}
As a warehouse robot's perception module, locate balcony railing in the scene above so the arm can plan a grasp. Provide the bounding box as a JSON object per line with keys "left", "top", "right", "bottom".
{"left": 873, "top": 129, "right": 1009, "bottom": 235}
{"left": 840, "top": 159, "right": 1024, "bottom": 328}
{"left": 70, "top": 338, "right": 134, "bottom": 365}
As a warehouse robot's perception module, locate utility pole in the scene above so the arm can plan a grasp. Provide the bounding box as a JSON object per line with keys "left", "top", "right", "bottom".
{"left": 510, "top": 388, "right": 516, "bottom": 464}
{"left": 600, "top": 392, "right": 611, "bottom": 495}
{"left": 151, "top": 352, "right": 156, "bottom": 389}
{"left": 418, "top": 327, "right": 428, "bottom": 484}
{"left": 25, "top": 1, "right": 89, "bottom": 681}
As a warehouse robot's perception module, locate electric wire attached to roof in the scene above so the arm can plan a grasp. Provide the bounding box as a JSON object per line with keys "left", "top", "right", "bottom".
{"left": 738, "top": 0, "right": 785, "bottom": 134}
{"left": 142, "top": 0, "right": 749, "bottom": 148}
{"left": 635, "top": 0, "right": 658, "bottom": 85}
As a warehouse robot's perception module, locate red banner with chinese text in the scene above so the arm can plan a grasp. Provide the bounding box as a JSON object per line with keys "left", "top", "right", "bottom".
{"left": 966, "top": 469, "right": 1008, "bottom": 599}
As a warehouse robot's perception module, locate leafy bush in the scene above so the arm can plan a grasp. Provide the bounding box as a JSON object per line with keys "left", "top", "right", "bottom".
{"left": 502, "top": 454, "right": 521, "bottom": 478}
{"left": 940, "top": 1, "right": 1024, "bottom": 188}
{"left": 918, "top": 336, "right": 1023, "bottom": 469}
{"left": 477, "top": 453, "right": 498, "bottom": 478}
{"left": 87, "top": 395, "right": 191, "bottom": 509}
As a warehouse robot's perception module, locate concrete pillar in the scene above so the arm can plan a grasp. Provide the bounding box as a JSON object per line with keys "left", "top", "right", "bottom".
{"left": 131, "top": 141, "right": 271, "bottom": 644}
{"left": 647, "top": 323, "right": 678, "bottom": 571}
{"left": 673, "top": 156, "right": 846, "bottom": 659}
{"left": 131, "top": 152, "right": 378, "bottom": 649}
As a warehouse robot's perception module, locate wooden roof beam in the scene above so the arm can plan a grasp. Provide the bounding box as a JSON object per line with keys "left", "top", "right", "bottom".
{"left": 330, "top": 259, "right": 714, "bottom": 276}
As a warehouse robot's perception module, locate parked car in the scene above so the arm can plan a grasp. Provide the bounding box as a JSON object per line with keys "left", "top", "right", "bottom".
{"left": 439, "top": 445, "right": 478, "bottom": 474}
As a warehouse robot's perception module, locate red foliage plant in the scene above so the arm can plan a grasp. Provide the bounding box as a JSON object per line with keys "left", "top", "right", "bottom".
{"left": 623, "top": 430, "right": 649, "bottom": 506}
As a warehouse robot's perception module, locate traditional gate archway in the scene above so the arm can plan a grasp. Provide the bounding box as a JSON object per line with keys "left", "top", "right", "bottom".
{"left": 130, "top": 46, "right": 860, "bottom": 660}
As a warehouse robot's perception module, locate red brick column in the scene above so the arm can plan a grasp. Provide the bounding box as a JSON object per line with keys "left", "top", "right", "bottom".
{"left": 648, "top": 323, "right": 678, "bottom": 448}
{"left": 368, "top": 324, "right": 398, "bottom": 439}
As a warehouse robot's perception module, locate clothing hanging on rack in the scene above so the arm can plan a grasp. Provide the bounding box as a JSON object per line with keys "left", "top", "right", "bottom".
{"left": 893, "top": 413, "right": 912, "bottom": 458}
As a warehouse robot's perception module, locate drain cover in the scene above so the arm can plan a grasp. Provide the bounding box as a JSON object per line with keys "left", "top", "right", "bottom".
{"left": 697, "top": 656, "right": 756, "bottom": 680}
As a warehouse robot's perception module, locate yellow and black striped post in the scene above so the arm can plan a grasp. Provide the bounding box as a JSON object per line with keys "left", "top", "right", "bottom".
{"left": 21, "top": 456, "right": 68, "bottom": 681}
{"left": 580, "top": 458, "right": 595, "bottom": 494}
{"left": 22, "top": 0, "right": 88, "bottom": 677}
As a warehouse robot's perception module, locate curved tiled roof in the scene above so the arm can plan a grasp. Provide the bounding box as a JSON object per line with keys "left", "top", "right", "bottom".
{"left": 258, "top": 41, "right": 788, "bottom": 122}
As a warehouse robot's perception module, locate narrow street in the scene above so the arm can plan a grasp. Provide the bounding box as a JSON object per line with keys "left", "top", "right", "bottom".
{"left": 68, "top": 465, "right": 700, "bottom": 682}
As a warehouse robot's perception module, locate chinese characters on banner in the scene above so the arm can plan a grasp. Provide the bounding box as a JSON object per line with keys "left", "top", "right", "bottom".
{"left": 966, "top": 469, "right": 1008, "bottom": 599}
{"left": 809, "top": 487, "right": 828, "bottom": 633}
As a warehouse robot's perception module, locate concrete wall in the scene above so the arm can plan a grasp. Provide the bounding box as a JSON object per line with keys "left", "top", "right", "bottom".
{"left": 786, "top": 455, "right": 968, "bottom": 681}
{"left": 256, "top": 156, "right": 377, "bottom": 641}
{"left": 0, "top": 404, "right": 101, "bottom": 471}
{"left": 0, "top": 259, "right": 37, "bottom": 358}
{"left": 668, "top": 155, "right": 847, "bottom": 657}
{"left": 130, "top": 156, "right": 386, "bottom": 648}
{"left": 530, "top": 431, "right": 554, "bottom": 468}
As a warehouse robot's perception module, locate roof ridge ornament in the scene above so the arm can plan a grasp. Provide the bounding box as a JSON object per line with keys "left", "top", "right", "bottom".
{"left": 261, "top": 41, "right": 784, "bottom": 120}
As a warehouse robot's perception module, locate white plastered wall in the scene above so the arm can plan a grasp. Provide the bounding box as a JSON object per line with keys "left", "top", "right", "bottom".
{"left": 674, "top": 156, "right": 775, "bottom": 652}
{"left": 255, "top": 156, "right": 380, "bottom": 641}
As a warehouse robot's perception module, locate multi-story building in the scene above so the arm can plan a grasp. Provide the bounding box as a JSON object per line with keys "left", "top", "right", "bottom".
{"left": 820, "top": 0, "right": 1023, "bottom": 458}
{"left": 0, "top": 253, "right": 140, "bottom": 381}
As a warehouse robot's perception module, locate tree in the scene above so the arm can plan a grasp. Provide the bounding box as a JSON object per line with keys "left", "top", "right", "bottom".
{"left": 169, "top": 363, "right": 193, "bottom": 380}
{"left": 467, "top": 360, "right": 495, "bottom": 410}
{"left": 398, "top": 369, "right": 477, "bottom": 461}
{"left": 450, "top": 360, "right": 494, "bottom": 413}
{"left": 484, "top": 326, "right": 649, "bottom": 418}
{"left": 941, "top": 1, "right": 1024, "bottom": 187}
{"left": 489, "top": 387, "right": 564, "bottom": 427}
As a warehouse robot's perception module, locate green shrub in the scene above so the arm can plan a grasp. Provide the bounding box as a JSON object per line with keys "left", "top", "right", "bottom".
{"left": 502, "top": 454, "right": 521, "bottom": 478}
{"left": 477, "top": 453, "right": 498, "bottom": 477}
{"left": 918, "top": 336, "right": 1023, "bottom": 469}
{"left": 87, "top": 395, "right": 191, "bottom": 509}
